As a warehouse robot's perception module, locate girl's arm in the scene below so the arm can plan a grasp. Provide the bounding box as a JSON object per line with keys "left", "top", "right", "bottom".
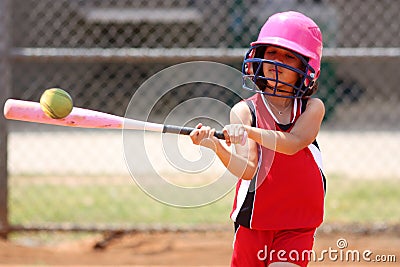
{"left": 190, "top": 101, "right": 259, "bottom": 180}
{"left": 225, "top": 98, "right": 325, "bottom": 155}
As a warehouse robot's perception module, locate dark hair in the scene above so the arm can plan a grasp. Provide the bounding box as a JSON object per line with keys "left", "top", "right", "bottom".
{"left": 252, "top": 46, "right": 267, "bottom": 77}
{"left": 303, "top": 81, "right": 319, "bottom": 97}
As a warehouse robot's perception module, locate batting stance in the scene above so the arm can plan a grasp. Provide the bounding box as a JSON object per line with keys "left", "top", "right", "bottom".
{"left": 190, "top": 11, "right": 326, "bottom": 267}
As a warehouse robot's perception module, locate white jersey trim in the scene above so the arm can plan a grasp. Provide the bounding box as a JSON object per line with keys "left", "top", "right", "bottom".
{"left": 248, "top": 99, "right": 261, "bottom": 228}
{"left": 232, "top": 224, "right": 240, "bottom": 249}
{"left": 231, "top": 179, "right": 250, "bottom": 221}
{"left": 250, "top": 140, "right": 262, "bottom": 228}
{"left": 308, "top": 143, "right": 323, "bottom": 170}
{"left": 261, "top": 96, "right": 298, "bottom": 124}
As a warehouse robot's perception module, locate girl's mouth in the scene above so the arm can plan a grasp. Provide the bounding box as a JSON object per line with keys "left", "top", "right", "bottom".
{"left": 269, "top": 69, "right": 282, "bottom": 74}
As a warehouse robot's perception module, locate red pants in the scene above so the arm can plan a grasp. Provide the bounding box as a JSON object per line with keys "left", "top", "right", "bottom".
{"left": 231, "top": 224, "right": 316, "bottom": 267}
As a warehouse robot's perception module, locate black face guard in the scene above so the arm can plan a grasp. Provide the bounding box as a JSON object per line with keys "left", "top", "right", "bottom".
{"left": 241, "top": 45, "right": 316, "bottom": 99}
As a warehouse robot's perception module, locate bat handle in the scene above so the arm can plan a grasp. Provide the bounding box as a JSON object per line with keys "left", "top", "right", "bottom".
{"left": 163, "top": 125, "right": 225, "bottom": 139}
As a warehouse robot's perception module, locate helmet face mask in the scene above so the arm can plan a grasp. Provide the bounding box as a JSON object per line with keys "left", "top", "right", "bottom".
{"left": 242, "top": 11, "right": 322, "bottom": 99}
{"left": 242, "top": 44, "right": 316, "bottom": 98}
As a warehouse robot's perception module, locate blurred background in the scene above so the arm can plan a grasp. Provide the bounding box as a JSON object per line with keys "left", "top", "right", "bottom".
{"left": 0, "top": 0, "right": 399, "bottom": 250}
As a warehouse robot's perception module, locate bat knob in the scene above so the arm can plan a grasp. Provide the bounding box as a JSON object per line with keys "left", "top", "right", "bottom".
{"left": 4, "top": 99, "right": 16, "bottom": 119}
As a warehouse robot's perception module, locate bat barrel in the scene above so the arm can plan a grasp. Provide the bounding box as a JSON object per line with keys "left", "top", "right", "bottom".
{"left": 4, "top": 99, "right": 124, "bottom": 129}
{"left": 4, "top": 99, "right": 227, "bottom": 140}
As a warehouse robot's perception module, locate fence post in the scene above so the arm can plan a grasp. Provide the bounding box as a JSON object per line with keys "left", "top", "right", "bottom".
{"left": 0, "top": 0, "right": 11, "bottom": 239}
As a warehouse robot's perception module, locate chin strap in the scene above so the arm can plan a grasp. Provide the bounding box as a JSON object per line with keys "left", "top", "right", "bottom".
{"left": 265, "top": 84, "right": 294, "bottom": 95}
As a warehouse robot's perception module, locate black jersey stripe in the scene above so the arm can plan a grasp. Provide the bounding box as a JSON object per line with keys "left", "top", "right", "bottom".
{"left": 234, "top": 100, "right": 258, "bottom": 228}
{"left": 246, "top": 100, "right": 257, "bottom": 128}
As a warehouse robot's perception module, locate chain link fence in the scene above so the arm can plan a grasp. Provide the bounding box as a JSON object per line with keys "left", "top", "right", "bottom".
{"left": 2, "top": 0, "right": 400, "bottom": 232}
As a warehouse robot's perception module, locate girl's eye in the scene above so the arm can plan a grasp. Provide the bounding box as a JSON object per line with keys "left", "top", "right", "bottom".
{"left": 286, "top": 54, "right": 295, "bottom": 59}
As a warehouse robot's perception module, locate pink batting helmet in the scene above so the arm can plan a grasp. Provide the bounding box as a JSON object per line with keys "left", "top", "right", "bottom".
{"left": 252, "top": 11, "right": 323, "bottom": 79}
{"left": 242, "top": 11, "right": 323, "bottom": 98}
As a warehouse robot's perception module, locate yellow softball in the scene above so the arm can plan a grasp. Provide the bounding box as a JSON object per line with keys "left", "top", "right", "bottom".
{"left": 40, "top": 88, "right": 73, "bottom": 119}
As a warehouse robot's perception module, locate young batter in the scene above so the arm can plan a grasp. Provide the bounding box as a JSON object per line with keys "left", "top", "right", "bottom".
{"left": 190, "top": 11, "right": 326, "bottom": 267}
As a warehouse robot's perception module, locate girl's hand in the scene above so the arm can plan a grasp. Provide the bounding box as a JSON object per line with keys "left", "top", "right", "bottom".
{"left": 223, "top": 124, "right": 248, "bottom": 146}
{"left": 189, "top": 123, "right": 220, "bottom": 151}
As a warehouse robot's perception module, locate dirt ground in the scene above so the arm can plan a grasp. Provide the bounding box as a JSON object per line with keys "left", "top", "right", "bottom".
{"left": 0, "top": 228, "right": 399, "bottom": 267}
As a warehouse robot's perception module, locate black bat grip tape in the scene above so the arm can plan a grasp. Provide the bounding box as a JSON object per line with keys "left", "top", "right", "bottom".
{"left": 163, "top": 125, "right": 225, "bottom": 139}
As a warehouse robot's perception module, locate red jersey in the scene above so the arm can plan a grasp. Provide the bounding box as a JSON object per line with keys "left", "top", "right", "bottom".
{"left": 230, "top": 93, "right": 326, "bottom": 230}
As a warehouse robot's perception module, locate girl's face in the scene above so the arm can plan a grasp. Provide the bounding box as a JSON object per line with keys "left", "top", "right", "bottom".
{"left": 262, "top": 46, "right": 303, "bottom": 92}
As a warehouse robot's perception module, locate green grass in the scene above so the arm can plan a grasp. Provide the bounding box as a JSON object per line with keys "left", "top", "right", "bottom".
{"left": 324, "top": 175, "right": 400, "bottom": 224}
{"left": 8, "top": 175, "right": 400, "bottom": 226}
{"left": 9, "top": 180, "right": 233, "bottom": 226}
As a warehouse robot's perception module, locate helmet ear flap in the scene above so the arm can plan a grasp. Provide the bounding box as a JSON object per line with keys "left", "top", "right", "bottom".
{"left": 244, "top": 49, "right": 255, "bottom": 75}
{"left": 302, "top": 69, "right": 320, "bottom": 97}
{"left": 314, "top": 70, "right": 320, "bottom": 81}
{"left": 305, "top": 69, "right": 319, "bottom": 87}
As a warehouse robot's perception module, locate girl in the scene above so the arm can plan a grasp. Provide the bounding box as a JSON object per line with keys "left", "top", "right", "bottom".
{"left": 190, "top": 11, "right": 326, "bottom": 267}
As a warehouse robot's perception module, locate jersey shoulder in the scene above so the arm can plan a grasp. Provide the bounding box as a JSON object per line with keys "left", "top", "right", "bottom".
{"left": 230, "top": 101, "right": 252, "bottom": 125}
